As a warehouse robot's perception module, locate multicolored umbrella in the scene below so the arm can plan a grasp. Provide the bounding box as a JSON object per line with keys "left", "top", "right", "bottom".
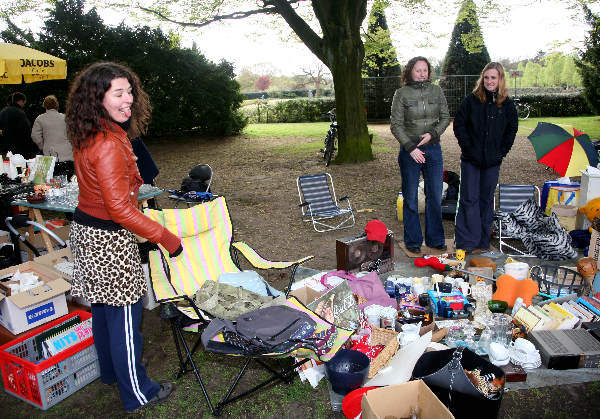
{"left": 0, "top": 43, "right": 67, "bottom": 84}
{"left": 527, "top": 122, "right": 598, "bottom": 177}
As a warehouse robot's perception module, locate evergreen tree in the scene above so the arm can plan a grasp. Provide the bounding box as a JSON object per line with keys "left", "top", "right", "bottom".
{"left": 362, "top": 0, "right": 401, "bottom": 77}
{"left": 575, "top": 5, "right": 600, "bottom": 113}
{"left": 441, "top": 0, "right": 491, "bottom": 76}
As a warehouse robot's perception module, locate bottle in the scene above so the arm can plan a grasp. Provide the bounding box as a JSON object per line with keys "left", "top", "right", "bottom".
{"left": 397, "top": 192, "right": 404, "bottom": 221}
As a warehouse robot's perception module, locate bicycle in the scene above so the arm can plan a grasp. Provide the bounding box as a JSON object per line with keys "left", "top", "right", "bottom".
{"left": 320, "top": 108, "right": 337, "bottom": 166}
{"left": 513, "top": 97, "right": 530, "bottom": 120}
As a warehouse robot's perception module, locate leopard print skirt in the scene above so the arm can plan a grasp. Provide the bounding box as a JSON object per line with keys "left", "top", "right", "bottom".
{"left": 69, "top": 221, "right": 146, "bottom": 306}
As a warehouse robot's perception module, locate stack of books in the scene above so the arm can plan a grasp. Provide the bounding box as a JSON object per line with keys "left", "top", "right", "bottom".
{"left": 32, "top": 315, "right": 93, "bottom": 359}
{"left": 513, "top": 297, "right": 600, "bottom": 332}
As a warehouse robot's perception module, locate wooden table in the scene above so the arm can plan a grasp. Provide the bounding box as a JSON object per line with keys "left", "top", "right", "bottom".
{"left": 11, "top": 184, "right": 163, "bottom": 257}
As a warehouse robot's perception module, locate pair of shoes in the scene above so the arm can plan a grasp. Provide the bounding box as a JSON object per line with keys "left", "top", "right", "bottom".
{"left": 406, "top": 246, "right": 421, "bottom": 254}
{"left": 126, "top": 382, "right": 174, "bottom": 413}
{"left": 431, "top": 244, "right": 447, "bottom": 251}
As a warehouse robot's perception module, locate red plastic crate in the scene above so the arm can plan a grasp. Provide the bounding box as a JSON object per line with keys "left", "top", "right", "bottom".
{"left": 0, "top": 310, "right": 98, "bottom": 409}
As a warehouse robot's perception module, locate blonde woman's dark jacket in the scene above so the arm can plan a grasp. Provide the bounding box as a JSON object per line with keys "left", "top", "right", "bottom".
{"left": 390, "top": 81, "right": 450, "bottom": 152}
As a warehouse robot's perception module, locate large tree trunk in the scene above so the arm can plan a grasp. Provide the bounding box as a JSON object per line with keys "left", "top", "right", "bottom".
{"left": 318, "top": 0, "right": 372, "bottom": 163}
{"left": 329, "top": 46, "right": 373, "bottom": 163}
{"left": 278, "top": 0, "right": 373, "bottom": 163}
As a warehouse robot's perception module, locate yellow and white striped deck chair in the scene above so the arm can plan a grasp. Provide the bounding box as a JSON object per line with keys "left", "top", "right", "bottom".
{"left": 145, "top": 196, "right": 313, "bottom": 306}
{"left": 143, "top": 196, "right": 314, "bottom": 416}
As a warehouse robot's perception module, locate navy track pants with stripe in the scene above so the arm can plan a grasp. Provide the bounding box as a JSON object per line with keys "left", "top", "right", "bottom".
{"left": 91, "top": 299, "right": 159, "bottom": 411}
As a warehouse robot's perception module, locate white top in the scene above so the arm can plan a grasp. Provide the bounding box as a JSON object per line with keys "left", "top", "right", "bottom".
{"left": 31, "top": 109, "right": 73, "bottom": 161}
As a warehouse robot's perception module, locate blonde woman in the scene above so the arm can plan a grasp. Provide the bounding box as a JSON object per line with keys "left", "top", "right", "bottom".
{"left": 454, "top": 62, "right": 518, "bottom": 252}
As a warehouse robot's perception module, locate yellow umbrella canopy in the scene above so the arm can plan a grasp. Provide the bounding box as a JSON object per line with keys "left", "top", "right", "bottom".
{"left": 0, "top": 43, "right": 67, "bottom": 84}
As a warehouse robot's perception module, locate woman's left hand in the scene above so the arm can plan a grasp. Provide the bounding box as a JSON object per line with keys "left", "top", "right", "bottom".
{"left": 418, "top": 133, "right": 432, "bottom": 146}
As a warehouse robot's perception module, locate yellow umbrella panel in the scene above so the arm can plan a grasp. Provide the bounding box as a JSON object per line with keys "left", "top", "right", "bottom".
{"left": 0, "top": 43, "right": 67, "bottom": 84}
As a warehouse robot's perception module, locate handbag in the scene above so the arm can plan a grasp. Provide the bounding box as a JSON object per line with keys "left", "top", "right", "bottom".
{"left": 412, "top": 347, "right": 505, "bottom": 418}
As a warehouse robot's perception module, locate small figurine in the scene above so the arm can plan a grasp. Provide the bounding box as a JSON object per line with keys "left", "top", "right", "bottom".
{"left": 577, "top": 256, "right": 597, "bottom": 295}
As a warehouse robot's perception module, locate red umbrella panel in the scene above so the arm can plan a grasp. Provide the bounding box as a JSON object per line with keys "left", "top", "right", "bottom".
{"left": 527, "top": 122, "right": 599, "bottom": 177}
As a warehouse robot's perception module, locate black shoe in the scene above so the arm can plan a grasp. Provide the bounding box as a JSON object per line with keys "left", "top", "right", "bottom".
{"left": 431, "top": 244, "right": 447, "bottom": 251}
{"left": 406, "top": 246, "right": 421, "bottom": 253}
{"left": 126, "top": 382, "right": 174, "bottom": 413}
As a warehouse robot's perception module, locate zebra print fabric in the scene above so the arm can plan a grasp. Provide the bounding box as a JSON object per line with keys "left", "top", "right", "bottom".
{"left": 494, "top": 198, "right": 576, "bottom": 260}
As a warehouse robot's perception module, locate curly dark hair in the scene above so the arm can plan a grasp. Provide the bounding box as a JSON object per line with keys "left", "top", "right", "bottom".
{"left": 401, "top": 56, "right": 432, "bottom": 85}
{"left": 66, "top": 62, "right": 151, "bottom": 149}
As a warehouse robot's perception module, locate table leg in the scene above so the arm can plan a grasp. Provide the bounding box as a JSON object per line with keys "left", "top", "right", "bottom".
{"left": 30, "top": 208, "right": 55, "bottom": 254}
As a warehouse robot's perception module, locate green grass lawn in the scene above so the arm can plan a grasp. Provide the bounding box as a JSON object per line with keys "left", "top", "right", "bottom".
{"left": 243, "top": 122, "right": 330, "bottom": 139}
{"left": 243, "top": 122, "right": 391, "bottom": 154}
{"left": 518, "top": 115, "right": 600, "bottom": 139}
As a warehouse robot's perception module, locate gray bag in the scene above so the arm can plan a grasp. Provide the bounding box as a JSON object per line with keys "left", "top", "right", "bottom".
{"left": 201, "top": 305, "right": 316, "bottom": 354}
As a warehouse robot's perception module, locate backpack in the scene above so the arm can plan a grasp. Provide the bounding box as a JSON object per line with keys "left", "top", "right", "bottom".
{"left": 180, "top": 176, "right": 210, "bottom": 193}
{"left": 201, "top": 305, "right": 316, "bottom": 354}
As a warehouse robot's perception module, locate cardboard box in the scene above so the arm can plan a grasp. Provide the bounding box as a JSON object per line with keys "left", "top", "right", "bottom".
{"left": 34, "top": 247, "right": 73, "bottom": 282}
{"left": 0, "top": 261, "right": 70, "bottom": 335}
{"left": 289, "top": 286, "right": 321, "bottom": 306}
{"left": 361, "top": 380, "right": 454, "bottom": 419}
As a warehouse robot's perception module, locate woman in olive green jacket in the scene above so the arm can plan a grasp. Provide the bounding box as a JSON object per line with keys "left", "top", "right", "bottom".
{"left": 390, "top": 56, "right": 450, "bottom": 254}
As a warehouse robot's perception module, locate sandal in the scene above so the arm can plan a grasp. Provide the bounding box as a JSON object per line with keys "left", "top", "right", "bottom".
{"left": 126, "top": 382, "right": 174, "bottom": 413}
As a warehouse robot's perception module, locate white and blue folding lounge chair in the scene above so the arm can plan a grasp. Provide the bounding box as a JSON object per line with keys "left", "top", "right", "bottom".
{"left": 297, "top": 173, "right": 355, "bottom": 232}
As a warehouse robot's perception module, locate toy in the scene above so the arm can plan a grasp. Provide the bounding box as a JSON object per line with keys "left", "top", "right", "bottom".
{"left": 579, "top": 198, "right": 600, "bottom": 232}
{"left": 414, "top": 257, "right": 451, "bottom": 271}
{"left": 577, "top": 256, "right": 597, "bottom": 294}
{"left": 492, "top": 274, "right": 539, "bottom": 307}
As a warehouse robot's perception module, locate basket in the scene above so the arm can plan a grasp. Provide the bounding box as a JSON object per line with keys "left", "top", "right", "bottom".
{"left": 367, "top": 326, "right": 398, "bottom": 378}
{"left": 530, "top": 265, "right": 586, "bottom": 298}
{"left": 0, "top": 311, "right": 99, "bottom": 410}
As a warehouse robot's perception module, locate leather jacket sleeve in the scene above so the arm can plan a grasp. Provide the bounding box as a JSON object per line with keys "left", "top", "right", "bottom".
{"left": 89, "top": 138, "right": 181, "bottom": 254}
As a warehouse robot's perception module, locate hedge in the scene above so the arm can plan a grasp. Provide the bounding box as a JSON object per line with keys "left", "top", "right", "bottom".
{"left": 243, "top": 89, "right": 334, "bottom": 100}
{"left": 242, "top": 98, "right": 337, "bottom": 123}
{"left": 518, "top": 92, "right": 593, "bottom": 117}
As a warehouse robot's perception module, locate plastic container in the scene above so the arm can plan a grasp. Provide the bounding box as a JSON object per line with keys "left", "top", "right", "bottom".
{"left": 326, "top": 380, "right": 344, "bottom": 411}
{"left": 0, "top": 311, "right": 99, "bottom": 410}
{"left": 397, "top": 192, "right": 403, "bottom": 221}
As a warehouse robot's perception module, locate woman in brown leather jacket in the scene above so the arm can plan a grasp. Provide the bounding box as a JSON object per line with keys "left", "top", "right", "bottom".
{"left": 65, "top": 62, "right": 180, "bottom": 412}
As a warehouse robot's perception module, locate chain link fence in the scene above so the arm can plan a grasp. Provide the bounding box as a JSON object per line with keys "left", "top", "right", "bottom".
{"left": 362, "top": 75, "right": 479, "bottom": 121}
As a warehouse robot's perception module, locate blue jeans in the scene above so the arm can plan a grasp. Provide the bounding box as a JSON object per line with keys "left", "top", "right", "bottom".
{"left": 455, "top": 160, "right": 500, "bottom": 250}
{"left": 398, "top": 143, "right": 445, "bottom": 248}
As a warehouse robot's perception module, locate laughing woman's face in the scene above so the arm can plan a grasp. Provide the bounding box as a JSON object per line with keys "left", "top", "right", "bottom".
{"left": 103, "top": 77, "right": 133, "bottom": 123}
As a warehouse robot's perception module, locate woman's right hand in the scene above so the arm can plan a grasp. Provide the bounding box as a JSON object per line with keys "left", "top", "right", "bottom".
{"left": 410, "top": 147, "right": 426, "bottom": 163}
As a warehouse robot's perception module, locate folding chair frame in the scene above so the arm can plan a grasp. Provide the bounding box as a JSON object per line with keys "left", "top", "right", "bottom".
{"left": 145, "top": 198, "right": 314, "bottom": 416}
{"left": 157, "top": 297, "right": 310, "bottom": 416}
{"left": 297, "top": 173, "right": 355, "bottom": 232}
{"left": 494, "top": 184, "right": 541, "bottom": 257}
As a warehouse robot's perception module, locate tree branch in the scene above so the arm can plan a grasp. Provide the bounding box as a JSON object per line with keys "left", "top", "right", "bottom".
{"left": 137, "top": 4, "right": 279, "bottom": 28}
{"left": 268, "top": 0, "right": 327, "bottom": 64}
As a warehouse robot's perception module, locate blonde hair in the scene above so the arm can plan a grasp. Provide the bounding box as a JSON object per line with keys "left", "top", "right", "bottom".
{"left": 473, "top": 62, "right": 508, "bottom": 107}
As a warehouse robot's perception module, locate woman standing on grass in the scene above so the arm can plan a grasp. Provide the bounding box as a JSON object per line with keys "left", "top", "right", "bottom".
{"left": 390, "top": 56, "right": 450, "bottom": 254}
{"left": 66, "top": 62, "right": 182, "bottom": 413}
{"left": 454, "top": 62, "right": 518, "bottom": 252}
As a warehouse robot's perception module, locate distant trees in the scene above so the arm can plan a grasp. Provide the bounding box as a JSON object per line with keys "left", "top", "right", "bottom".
{"left": 0, "top": 0, "right": 246, "bottom": 136}
{"left": 441, "top": 0, "right": 491, "bottom": 77}
{"left": 513, "top": 53, "right": 582, "bottom": 88}
{"left": 255, "top": 75, "right": 271, "bottom": 91}
{"left": 362, "top": 0, "right": 401, "bottom": 77}
{"left": 576, "top": 5, "right": 600, "bottom": 113}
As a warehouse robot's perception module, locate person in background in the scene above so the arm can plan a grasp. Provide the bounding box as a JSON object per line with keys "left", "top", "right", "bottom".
{"left": 131, "top": 136, "right": 159, "bottom": 209}
{"left": 65, "top": 62, "right": 181, "bottom": 413}
{"left": 31, "top": 95, "right": 74, "bottom": 179}
{"left": 390, "top": 56, "right": 451, "bottom": 254}
{"left": 454, "top": 62, "right": 518, "bottom": 252}
{"left": 0, "top": 92, "right": 38, "bottom": 158}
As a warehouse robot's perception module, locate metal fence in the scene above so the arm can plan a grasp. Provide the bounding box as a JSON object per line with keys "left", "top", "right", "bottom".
{"left": 362, "top": 75, "right": 479, "bottom": 121}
